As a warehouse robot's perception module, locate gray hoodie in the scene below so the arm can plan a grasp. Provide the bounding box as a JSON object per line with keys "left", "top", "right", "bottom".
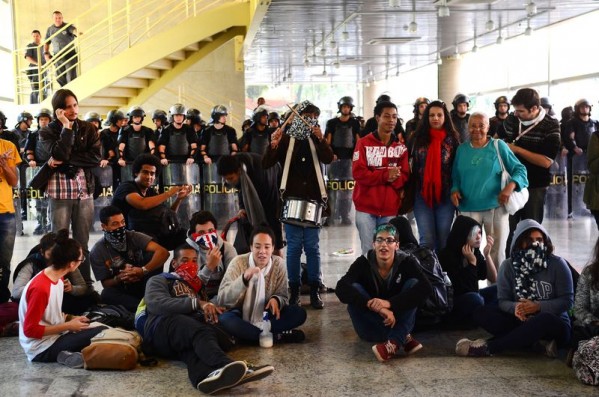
{"left": 497, "top": 219, "right": 573, "bottom": 324}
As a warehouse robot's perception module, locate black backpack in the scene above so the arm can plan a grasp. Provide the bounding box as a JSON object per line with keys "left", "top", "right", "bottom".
{"left": 406, "top": 246, "right": 453, "bottom": 321}
{"left": 84, "top": 304, "right": 135, "bottom": 330}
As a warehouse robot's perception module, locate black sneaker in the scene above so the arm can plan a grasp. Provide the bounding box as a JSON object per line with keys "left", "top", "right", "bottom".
{"left": 57, "top": 351, "right": 84, "bottom": 368}
{"left": 275, "top": 329, "right": 305, "bottom": 344}
{"left": 197, "top": 361, "right": 247, "bottom": 395}
{"left": 236, "top": 362, "right": 274, "bottom": 386}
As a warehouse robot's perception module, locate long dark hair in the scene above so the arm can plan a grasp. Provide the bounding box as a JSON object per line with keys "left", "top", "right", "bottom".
{"left": 412, "top": 100, "right": 460, "bottom": 150}
{"left": 590, "top": 237, "right": 599, "bottom": 290}
{"left": 49, "top": 229, "right": 82, "bottom": 270}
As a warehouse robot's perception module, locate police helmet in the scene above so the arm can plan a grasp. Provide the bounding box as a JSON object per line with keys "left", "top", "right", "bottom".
{"left": 17, "top": 111, "right": 34, "bottom": 124}
{"left": 128, "top": 106, "right": 146, "bottom": 122}
{"left": 104, "top": 109, "right": 127, "bottom": 126}
{"left": 268, "top": 112, "right": 280, "bottom": 123}
{"left": 84, "top": 111, "right": 102, "bottom": 125}
{"left": 494, "top": 96, "right": 511, "bottom": 110}
{"left": 186, "top": 108, "right": 202, "bottom": 123}
{"left": 574, "top": 98, "right": 592, "bottom": 114}
{"left": 337, "top": 96, "right": 354, "bottom": 112}
{"left": 376, "top": 94, "right": 391, "bottom": 105}
{"left": 169, "top": 103, "right": 186, "bottom": 117}
{"left": 452, "top": 93, "right": 470, "bottom": 109}
{"left": 540, "top": 97, "right": 553, "bottom": 110}
{"left": 252, "top": 107, "right": 269, "bottom": 124}
{"left": 211, "top": 105, "right": 228, "bottom": 123}
{"left": 152, "top": 109, "right": 168, "bottom": 124}
{"left": 36, "top": 108, "right": 52, "bottom": 121}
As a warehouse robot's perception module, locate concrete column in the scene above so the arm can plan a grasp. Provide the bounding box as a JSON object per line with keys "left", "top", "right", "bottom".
{"left": 362, "top": 82, "right": 377, "bottom": 119}
{"left": 437, "top": 56, "right": 465, "bottom": 107}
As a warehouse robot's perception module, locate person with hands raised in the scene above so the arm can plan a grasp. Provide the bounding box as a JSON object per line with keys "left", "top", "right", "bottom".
{"left": 456, "top": 219, "right": 573, "bottom": 358}
{"left": 336, "top": 223, "right": 433, "bottom": 362}
{"left": 18, "top": 229, "right": 107, "bottom": 367}
{"left": 438, "top": 216, "right": 498, "bottom": 329}
{"left": 217, "top": 225, "right": 307, "bottom": 344}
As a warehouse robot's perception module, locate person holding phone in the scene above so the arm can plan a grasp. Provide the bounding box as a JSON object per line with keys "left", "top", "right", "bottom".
{"left": 216, "top": 225, "right": 307, "bottom": 344}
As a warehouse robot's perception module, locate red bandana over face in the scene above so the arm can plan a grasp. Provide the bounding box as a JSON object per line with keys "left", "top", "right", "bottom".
{"left": 175, "top": 261, "right": 202, "bottom": 293}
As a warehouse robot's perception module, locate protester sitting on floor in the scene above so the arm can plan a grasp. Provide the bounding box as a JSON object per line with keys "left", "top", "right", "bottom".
{"left": 217, "top": 225, "right": 307, "bottom": 344}
{"left": 456, "top": 219, "right": 573, "bottom": 357}
{"left": 186, "top": 210, "right": 237, "bottom": 300}
{"left": 136, "top": 243, "right": 274, "bottom": 394}
{"left": 335, "top": 223, "right": 433, "bottom": 362}
{"left": 18, "top": 229, "right": 107, "bottom": 367}
{"left": 438, "top": 215, "right": 497, "bottom": 328}
{"left": 12, "top": 232, "right": 95, "bottom": 315}
{"left": 90, "top": 205, "right": 169, "bottom": 312}
{"left": 570, "top": 236, "right": 599, "bottom": 365}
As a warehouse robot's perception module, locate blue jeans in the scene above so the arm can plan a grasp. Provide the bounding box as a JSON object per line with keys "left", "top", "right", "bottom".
{"left": 355, "top": 211, "right": 393, "bottom": 256}
{"left": 0, "top": 213, "right": 16, "bottom": 303}
{"left": 48, "top": 198, "right": 94, "bottom": 286}
{"left": 346, "top": 280, "right": 418, "bottom": 345}
{"left": 284, "top": 224, "right": 321, "bottom": 285}
{"left": 413, "top": 192, "right": 455, "bottom": 251}
{"left": 218, "top": 306, "right": 307, "bottom": 343}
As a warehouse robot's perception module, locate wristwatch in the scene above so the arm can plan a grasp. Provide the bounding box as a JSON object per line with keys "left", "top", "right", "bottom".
{"left": 141, "top": 266, "right": 149, "bottom": 276}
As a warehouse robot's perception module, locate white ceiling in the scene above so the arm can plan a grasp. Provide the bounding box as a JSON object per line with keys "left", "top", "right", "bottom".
{"left": 244, "top": 0, "right": 599, "bottom": 85}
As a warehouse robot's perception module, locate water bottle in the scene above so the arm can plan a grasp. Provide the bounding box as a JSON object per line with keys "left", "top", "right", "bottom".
{"left": 259, "top": 311, "right": 273, "bottom": 348}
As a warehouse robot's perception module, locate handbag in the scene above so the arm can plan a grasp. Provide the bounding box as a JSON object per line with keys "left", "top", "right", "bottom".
{"left": 494, "top": 140, "right": 529, "bottom": 215}
{"left": 81, "top": 326, "right": 142, "bottom": 370}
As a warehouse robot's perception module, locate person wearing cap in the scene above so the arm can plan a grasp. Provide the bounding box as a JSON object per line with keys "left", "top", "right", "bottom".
{"left": 562, "top": 99, "right": 598, "bottom": 219}
{"left": 361, "top": 94, "right": 406, "bottom": 141}
{"left": 336, "top": 223, "right": 432, "bottom": 362}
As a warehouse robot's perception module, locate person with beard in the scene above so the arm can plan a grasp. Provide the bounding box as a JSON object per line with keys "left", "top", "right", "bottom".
{"left": 112, "top": 154, "right": 191, "bottom": 250}
{"left": 217, "top": 225, "right": 307, "bottom": 344}
{"left": 352, "top": 101, "right": 409, "bottom": 255}
{"left": 200, "top": 105, "right": 239, "bottom": 165}
{"left": 136, "top": 243, "right": 274, "bottom": 394}
{"left": 450, "top": 93, "right": 470, "bottom": 143}
{"left": 24, "top": 108, "right": 52, "bottom": 235}
{"left": 185, "top": 210, "right": 237, "bottom": 300}
{"left": 502, "top": 88, "right": 561, "bottom": 255}
{"left": 37, "top": 89, "right": 101, "bottom": 290}
{"left": 405, "top": 97, "right": 430, "bottom": 144}
{"left": 489, "top": 96, "right": 510, "bottom": 140}
{"left": 263, "top": 101, "right": 334, "bottom": 309}
{"left": 456, "top": 219, "right": 573, "bottom": 358}
{"left": 90, "top": 205, "right": 169, "bottom": 312}
{"left": 217, "top": 153, "right": 283, "bottom": 256}
{"left": 562, "top": 99, "right": 598, "bottom": 218}
{"left": 361, "top": 94, "right": 406, "bottom": 141}
{"left": 336, "top": 223, "right": 432, "bottom": 362}
{"left": 158, "top": 104, "right": 198, "bottom": 166}
{"left": 438, "top": 216, "right": 497, "bottom": 328}
{"left": 117, "top": 106, "right": 156, "bottom": 167}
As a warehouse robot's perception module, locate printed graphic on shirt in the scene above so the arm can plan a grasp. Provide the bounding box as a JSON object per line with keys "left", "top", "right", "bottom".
{"left": 364, "top": 145, "right": 407, "bottom": 167}
{"left": 353, "top": 151, "right": 359, "bottom": 161}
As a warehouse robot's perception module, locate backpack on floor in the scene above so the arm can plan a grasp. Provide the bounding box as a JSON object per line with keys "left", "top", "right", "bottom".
{"left": 84, "top": 305, "right": 135, "bottom": 330}
{"left": 82, "top": 326, "right": 142, "bottom": 371}
{"left": 573, "top": 336, "right": 599, "bottom": 385}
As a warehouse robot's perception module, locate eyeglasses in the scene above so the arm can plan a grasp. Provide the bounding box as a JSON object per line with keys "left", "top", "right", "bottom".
{"left": 374, "top": 237, "right": 397, "bottom": 245}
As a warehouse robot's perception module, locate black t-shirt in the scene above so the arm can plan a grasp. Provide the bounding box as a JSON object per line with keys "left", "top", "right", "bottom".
{"left": 100, "top": 128, "right": 120, "bottom": 161}
{"left": 112, "top": 180, "right": 159, "bottom": 224}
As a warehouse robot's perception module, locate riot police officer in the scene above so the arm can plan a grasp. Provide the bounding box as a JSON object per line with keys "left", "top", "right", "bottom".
{"left": 200, "top": 105, "right": 239, "bottom": 165}
{"left": 241, "top": 107, "right": 272, "bottom": 155}
{"left": 84, "top": 111, "right": 103, "bottom": 131}
{"left": 268, "top": 112, "right": 281, "bottom": 129}
{"left": 450, "top": 93, "right": 471, "bottom": 142}
{"left": 405, "top": 97, "right": 430, "bottom": 143}
{"left": 490, "top": 96, "right": 510, "bottom": 140}
{"left": 117, "top": 106, "right": 156, "bottom": 166}
{"left": 152, "top": 109, "right": 168, "bottom": 142}
{"left": 157, "top": 103, "right": 197, "bottom": 165}
{"left": 100, "top": 109, "right": 127, "bottom": 188}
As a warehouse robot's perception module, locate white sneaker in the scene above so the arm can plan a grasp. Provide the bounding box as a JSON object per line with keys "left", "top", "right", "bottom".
{"left": 197, "top": 361, "right": 247, "bottom": 394}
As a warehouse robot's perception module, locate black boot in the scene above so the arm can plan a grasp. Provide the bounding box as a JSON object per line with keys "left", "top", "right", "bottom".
{"left": 310, "top": 283, "right": 324, "bottom": 309}
{"left": 289, "top": 282, "right": 300, "bottom": 306}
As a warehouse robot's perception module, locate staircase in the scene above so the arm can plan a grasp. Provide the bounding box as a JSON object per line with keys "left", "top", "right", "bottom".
{"left": 14, "top": 0, "right": 269, "bottom": 116}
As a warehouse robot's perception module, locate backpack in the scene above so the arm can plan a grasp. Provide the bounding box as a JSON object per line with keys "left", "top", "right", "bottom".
{"left": 573, "top": 336, "right": 599, "bottom": 385}
{"left": 407, "top": 246, "right": 453, "bottom": 319}
{"left": 85, "top": 304, "right": 135, "bottom": 330}
{"left": 81, "top": 326, "right": 142, "bottom": 370}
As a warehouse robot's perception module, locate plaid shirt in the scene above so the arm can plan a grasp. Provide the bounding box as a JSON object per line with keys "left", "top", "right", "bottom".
{"left": 46, "top": 167, "right": 90, "bottom": 200}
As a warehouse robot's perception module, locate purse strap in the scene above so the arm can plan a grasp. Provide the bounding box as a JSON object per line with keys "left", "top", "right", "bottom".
{"left": 279, "top": 136, "right": 296, "bottom": 196}
{"left": 494, "top": 139, "right": 507, "bottom": 174}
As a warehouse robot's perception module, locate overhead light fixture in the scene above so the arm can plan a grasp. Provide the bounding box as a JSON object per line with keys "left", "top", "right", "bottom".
{"left": 367, "top": 67, "right": 374, "bottom": 77}
{"left": 526, "top": 1, "right": 537, "bottom": 16}
{"left": 304, "top": 58, "right": 310, "bottom": 67}
{"left": 396, "top": 69, "right": 400, "bottom": 77}
{"left": 496, "top": 34, "right": 503, "bottom": 45}
{"left": 287, "top": 71, "right": 292, "bottom": 79}
{"left": 320, "top": 47, "right": 326, "bottom": 55}
{"left": 330, "top": 39, "right": 337, "bottom": 49}
{"left": 389, "top": 0, "right": 400, "bottom": 7}
{"left": 525, "top": 18, "right": 533, "bottom": 36}
{"left": 409, "top": 21, "right": 418, "bottom": 33}
{"left": 334, "top": 61, "right": 340, "bottom": 69}
{"left": 436, "top": 53, "right": 443, "bottom": 65}
{"left": 485, "top": 5, "right": 494, "bottom": 31}
{"left": 365, "top": 80, "right": 371, "bottom": 87}
{"left": 342, "top": 27, "right": 349, "bottom": 41}
{"left": 472, "top": 43, "right": 478, "bottom": 53}
{"left": 438, "top": 0, "right": 449, "bottom": 18}
{"left": 453, "top": 46, "right": 461, "bottom": 60}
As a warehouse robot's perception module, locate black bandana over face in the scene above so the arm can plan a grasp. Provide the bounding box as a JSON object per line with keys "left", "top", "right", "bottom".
{"left": 104, "top": 226, "right": 127, "bottom": 252}
{"left": 511, "top": 241, "right": 548, "bottom": 300}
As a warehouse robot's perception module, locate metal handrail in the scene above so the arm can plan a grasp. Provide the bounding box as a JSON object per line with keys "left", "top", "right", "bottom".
{"left": 13, "top": 0, "right": 231, "bottom": 105}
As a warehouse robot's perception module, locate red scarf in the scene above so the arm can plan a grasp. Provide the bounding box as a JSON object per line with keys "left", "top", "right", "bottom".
{"left": 175, "top": 261, "right": 203, "bottom": 293}
{"left": 421, "top": 128, "right": 447, "bottom": 207}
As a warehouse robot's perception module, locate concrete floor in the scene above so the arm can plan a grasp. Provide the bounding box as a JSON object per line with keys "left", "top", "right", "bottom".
{"left": 1, "top": 216, "right": 599, "bottom": 396}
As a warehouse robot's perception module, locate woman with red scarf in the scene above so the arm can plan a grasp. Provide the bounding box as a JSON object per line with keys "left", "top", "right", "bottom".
{"left": 410, "top": 100, "right": 460, "bottom": 251}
